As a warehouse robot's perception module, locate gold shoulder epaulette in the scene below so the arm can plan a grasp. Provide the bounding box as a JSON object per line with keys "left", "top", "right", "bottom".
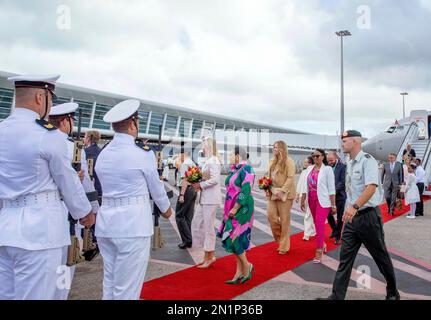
{"left": 35, "top": 119, "right": 57, "bottom": 131}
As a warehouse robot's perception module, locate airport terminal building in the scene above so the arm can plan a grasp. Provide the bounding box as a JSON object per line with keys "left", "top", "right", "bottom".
{"left": 0, "top": 70, "right": 339, "bottom": 170}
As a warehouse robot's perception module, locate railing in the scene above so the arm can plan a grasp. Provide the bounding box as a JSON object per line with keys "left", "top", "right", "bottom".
{"left": 422, "top": 141, "right": 431, "bottom": 186}
{"left": 396, "top": 122, "right": 419, "bottom": 162}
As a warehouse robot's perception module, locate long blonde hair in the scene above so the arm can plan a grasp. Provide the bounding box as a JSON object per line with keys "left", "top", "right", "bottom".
{"left": 269, "top": 140, "right": 290, "bottom": 175}
{"left": 203, "top": 137, "right": 221, "bottom": 162}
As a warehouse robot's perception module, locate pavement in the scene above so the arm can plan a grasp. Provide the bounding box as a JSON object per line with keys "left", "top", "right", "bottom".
{"left": 69, "top": 171, "right": 431, "bottom": 300}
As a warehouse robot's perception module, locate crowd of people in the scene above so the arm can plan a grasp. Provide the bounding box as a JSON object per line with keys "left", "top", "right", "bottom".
{"left": 1, "top": 74, "right": 416, "bottom": 301}
{"left": 382, "top": 144, "right": 425, "bottom": 219}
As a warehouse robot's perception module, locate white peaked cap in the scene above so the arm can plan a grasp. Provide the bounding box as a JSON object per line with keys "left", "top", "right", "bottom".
{"left": 49, "top": 102, "right": 78, "bottom": 116}
{"left": 103, "top": 99, "right": 140, "bottom": 123}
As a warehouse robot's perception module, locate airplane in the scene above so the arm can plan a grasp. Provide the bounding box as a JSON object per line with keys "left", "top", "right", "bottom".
{"left": 362, "top": 109, "right": 431, "bottom": 162}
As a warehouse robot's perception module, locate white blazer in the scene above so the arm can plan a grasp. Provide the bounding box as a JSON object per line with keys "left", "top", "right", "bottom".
{"left": 199, "top": 156, "right": 222, "bottom": 205}
{"left": 303, "top": 164, "right": 336, "bottom": 208}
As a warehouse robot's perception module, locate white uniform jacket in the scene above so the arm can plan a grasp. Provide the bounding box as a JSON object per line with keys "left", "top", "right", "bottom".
{"left": 95, "top": 133, "right": 171, "bottom": 238}
{"left": 0, "top": 108, "right": 92, "bottom": 250}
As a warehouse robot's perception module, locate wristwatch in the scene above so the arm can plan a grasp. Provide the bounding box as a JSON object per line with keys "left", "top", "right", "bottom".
{"left": 180, "top": 194, "right": 184, "bottom": 197}
{"left": 352, "top": 203, "right": 360, "bottom": 210}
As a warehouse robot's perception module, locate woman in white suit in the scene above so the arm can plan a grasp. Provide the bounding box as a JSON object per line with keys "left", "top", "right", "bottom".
{"left": 300, "top": 149, "right": 336, "bottom": 263}
{"left": 192, "top": 137, "right": 222, "bottom": 268}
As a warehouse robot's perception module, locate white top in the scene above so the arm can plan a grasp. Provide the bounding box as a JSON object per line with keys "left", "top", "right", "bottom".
{"left": 405, "top": 173, "right": 420, "bottom": 204}
{"left": 304, "top": 164, "right": 336, "bottom": 208}
{"left": 95, "top": 133, "right": 171, "bottom": 238}
{"left": 177, "top": 157, "right": 196, "bottom": 187}
{"left": 198, "top": 156, "right": 222, "bottom": 205}
{"left": 415, "top": 165, "right": 426, "bottom": 184}
{"left": 403, "top": 164, "right": 409, "bottom": 185}
{"left": 297, "top": 168, "right": 308, "bottom": 195}
{"left": 0, "top": 108, "right": 92, "bottom": 250}
{"left": 64, "top": 135, "right": 100, "bottom": 214}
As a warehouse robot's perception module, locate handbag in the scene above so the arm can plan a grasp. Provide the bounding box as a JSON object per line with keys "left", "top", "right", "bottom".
{"left": 395, "top": 198, "right": 403, "bottom": 211}
{"left": 270, "top": 187, "right": 288, "bottom": 202}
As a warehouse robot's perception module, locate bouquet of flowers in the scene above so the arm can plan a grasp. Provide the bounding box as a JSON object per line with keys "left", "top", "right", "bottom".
{"left": 258, "top": 176, "right": 273, "bottom": 191}
{"left": 185, "top": 166, "right": 203, "bottom": 183}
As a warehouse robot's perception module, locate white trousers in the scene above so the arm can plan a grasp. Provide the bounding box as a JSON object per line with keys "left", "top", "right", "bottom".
{"left": 98, "top": 237, "right": 151, "bottom": 300}
{"left": 192, "top": 204, "right": 217, "bottom": 252}
{"left": 0, "top": 246, "right": 65, "bottom": 300}
{"left": 303, "top": 203, "right": 316, "bottom": 238}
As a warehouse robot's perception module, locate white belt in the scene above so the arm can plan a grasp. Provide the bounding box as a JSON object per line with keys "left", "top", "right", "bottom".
{"left": 102, "top": 195, "right": 150, "bottom": 207}
{"left": 1, "top": 190, "right": 61, "bottom": 208}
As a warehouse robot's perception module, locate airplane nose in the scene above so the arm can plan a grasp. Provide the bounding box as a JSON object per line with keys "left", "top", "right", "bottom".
{"left": 362, "top": 138, "right": 376, "bottom": 155}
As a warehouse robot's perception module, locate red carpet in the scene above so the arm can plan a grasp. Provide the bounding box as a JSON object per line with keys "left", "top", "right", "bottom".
{"left": 141, "top": 200, "right": 424, "bottom": 300}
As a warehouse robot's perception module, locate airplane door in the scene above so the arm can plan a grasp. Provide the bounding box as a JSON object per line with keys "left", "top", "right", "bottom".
{"left": 410, "top": 110, "right": 429, "bottom": 140}
{"left": 428, "top": 115, "right": 431, "bottom": 139}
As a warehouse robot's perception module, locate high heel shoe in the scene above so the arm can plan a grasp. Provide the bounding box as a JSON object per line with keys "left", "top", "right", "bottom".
{"left": 240, "top": 264, "right": 254, "bottom": 284}
{"left": 323, "top": 243, "right": 327, "bottom": 253}
{"left": 313, "top": 249, "right": 324, "bottom": 264}
{"left": 197, "top": 257, "right": 216, "bottom": 269}
{"left": 225, "top": 275, "right": 243, "bottom": 284}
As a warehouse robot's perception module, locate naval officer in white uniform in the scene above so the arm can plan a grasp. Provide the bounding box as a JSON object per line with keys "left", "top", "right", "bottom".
{"left": 0, "top": 75, "right": 95, "bottom": 300}
{"left": 95, "top": 99, "right": 173, "bottom": 300}
{"left": 48, "top": 102, "right": 100, "bottom": 299}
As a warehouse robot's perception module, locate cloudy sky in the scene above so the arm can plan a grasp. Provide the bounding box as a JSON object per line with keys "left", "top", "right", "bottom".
{"left": 1, "top": 0, "right": 430, "bottom": 138}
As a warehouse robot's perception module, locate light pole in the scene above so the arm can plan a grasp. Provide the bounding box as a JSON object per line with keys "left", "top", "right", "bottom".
{"left": 400, "top": 92, "right": 408, "bottom": 119}
{"left": 336, "top": 30, "right": 351, "bottom": 159}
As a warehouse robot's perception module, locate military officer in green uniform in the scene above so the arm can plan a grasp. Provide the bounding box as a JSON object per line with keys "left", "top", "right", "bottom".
{"left": 318, "top": 130, "right": 400, "bottom": 300}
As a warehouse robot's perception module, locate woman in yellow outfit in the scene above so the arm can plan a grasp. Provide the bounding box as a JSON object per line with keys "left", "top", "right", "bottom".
{"left": 266, "top": 141, "right": 296, "bottom": 254}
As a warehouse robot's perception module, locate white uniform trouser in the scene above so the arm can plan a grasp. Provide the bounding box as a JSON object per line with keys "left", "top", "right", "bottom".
{"left": 192, "top": 204, "right": 217, "bottom": 252}
{"left": 98, "top": 236, "right": 151, "bottom": 300}
{"left": 55, "top": 225, "right": 83, "bottom": 300}
{"left": 303, "top": 202, "right": 316, "bottom": 239}
{"left": 0, "top": 246, "right": 65, "bottom": 300}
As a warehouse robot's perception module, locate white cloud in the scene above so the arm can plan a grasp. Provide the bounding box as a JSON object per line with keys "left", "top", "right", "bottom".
{"left": 0, "top": 0, "right": 429, "bottom": 139}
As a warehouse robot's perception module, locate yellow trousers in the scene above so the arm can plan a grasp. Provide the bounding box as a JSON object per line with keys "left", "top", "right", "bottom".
{"left": 267, "top": 199, "right": 293, "bottom": 252}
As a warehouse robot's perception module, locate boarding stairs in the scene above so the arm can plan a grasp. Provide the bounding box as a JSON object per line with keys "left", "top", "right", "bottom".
{"left": 396, "top": 122, "right": 431, "bottom": 195}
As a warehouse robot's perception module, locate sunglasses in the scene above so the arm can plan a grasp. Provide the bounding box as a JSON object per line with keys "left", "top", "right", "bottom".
{"left": 313, "top": 154, "right": 322, "bottom": 158}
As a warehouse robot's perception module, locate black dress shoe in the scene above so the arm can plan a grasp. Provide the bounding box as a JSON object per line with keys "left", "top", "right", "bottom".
{"left": 385, "top": 293, "right": 400, "bottom": 300}
{"left": 178, "top": 242, "right": 192, "bottom": 249}
{"left": 334, "top": 239, "right": 341, "bottom": 245}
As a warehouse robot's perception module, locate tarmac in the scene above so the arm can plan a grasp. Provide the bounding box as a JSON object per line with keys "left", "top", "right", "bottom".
{"left": 69, "top": 172, "right": 431, "bottom": 300}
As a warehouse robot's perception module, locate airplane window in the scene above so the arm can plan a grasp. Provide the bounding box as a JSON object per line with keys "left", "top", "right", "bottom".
{"left": 385, "top": 126, "right": 396, "bottom": 133}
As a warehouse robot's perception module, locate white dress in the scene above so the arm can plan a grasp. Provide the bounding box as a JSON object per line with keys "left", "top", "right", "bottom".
{"left": 405, "top": 173, "right": 420, "bottom": 205}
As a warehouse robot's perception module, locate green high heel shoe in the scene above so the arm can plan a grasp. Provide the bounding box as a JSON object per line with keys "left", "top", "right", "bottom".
{"left": 240, "top": 264, "right": 254, "bottom": 284}
{"left": 225, "top": 275, "right": 243, "bottom": 284}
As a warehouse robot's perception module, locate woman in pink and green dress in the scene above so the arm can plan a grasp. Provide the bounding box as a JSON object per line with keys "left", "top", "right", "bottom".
{"left": 217, "top": 147, "right": 255, "bottom": 284}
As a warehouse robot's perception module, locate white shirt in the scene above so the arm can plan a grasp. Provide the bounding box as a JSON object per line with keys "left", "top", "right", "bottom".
{"left": 95, "top": 133, "right": 171, "bottom": 238}
{"left": 0, "top": 108, "right": 92, "bottom": 250}
{"left": 415, "top": 165, "right": 426, "bottom": 183}
{"left": 304, "top": 164, "right": 336, "bottom": 208}
{"left": 198, "top": 156, "right": 222, "bottom": 205}
{"left": 177, "top": 157, "right": 196, "bottom": 187}
{"left": 63, "top": 135, "right": 100, "bottom": 225}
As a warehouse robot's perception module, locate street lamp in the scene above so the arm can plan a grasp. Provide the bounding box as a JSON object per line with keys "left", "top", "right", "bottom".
{"left": 400, "top": 92, "right": 408, "bottom": 119}
{"left": 336, "top": 30, "right": 351, "bottom": 159}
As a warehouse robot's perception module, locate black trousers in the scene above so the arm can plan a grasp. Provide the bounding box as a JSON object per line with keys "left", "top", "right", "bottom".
{"left": 385, "top": 183, "right": 399, "bottom": 213}
{"left": 175, "top": 186, "right": 197, "bottom": 245}
{"left": 327, "top": 198, "right": 346, "bottom": 239}
{"left": 416, "top": 182, "right": 424, "bottom": 216}
{"left": 332, "top": 207, "right": 398, "bottom": 300}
